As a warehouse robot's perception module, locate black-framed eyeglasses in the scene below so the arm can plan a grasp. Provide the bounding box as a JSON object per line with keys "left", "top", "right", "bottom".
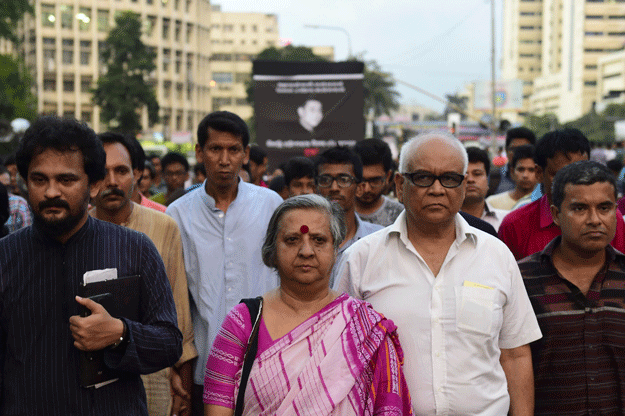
{"left": 361, "top": 176, "right": 386, "bottom": 188}
{"left": 402, "top": 171, "right": 465, "bottom": 188}
{"left": 316, "top": 174, "right": 357, "bottom": 188}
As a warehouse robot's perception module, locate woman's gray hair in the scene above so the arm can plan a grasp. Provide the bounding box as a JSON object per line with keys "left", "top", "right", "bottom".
{"left": 261, "top": 194, "right": 347, "bottom": 268}
{"left": 399, "top": 132, "right": 468, "bottom": 174}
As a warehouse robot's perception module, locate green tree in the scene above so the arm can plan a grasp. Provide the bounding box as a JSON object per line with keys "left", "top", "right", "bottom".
{"left": 92, "top": 11, "right": 158, "bottom": 136}
{"left": 523, "top": 113, "right": 560, "bottom": 139}
{"left": 362, "top": 59, "right": 400, "bottom": 118}
{"left": 0, "top": 0, "right": 33, "bottom": 43}
{"left": 0, "top": 54, "right": 36, "bottom": 121}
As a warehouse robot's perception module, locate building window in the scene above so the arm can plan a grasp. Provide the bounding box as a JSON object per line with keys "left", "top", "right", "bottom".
{"left": 43, "top": 37, "right": 56, "bottom": 70}
{"left": 78, "top": 7, "right": 91, "bottom": 31}
{"left": 175, "top": 50, "right": 182, "bottom": 74}
{"left": 608, "top": 15, "right": 625, "bottom": 20}
{"left": 236, "top": 98, "right": 248, "bottom": 106}
{"left": 223, "top": 24, "right": 233, "bottom": 32}
{"left": 176, "top": 83, "right": 183, "bottom": 100}
{"left": 586, "top": 15, "right": 603, "bottom": 19}
{"left": 81, "top": 112, "right": 92, "bottom": 123}
{"left": 210, "top": 53, "right": 232, "bottom": 61}
{"left": 163, "top": 48, "right": 171, "bottom": 71}
{"left": 608, "top": 32, "right": 625, "bottom": 36}
{"left": 252, "top": 24, "right": 257, "bottom": 32}
{"left": 97, "top": 10, "right": 109, "bottom": 32}
{"left": 163, "top": 18, "right": 170, "bottom": 40}
{"left": 62, "top": 39, "right": 74, "bottom": 64}
{"left": 585, "top": 31, "right": 603, "bottom": 36}
{"left": 584, "top": 81, "right": 597, "bottom": 86}
{"left": 212, "top": 97, "right": 232, "bottom": 110}
{"left": 44, "top": 78, "right": 56, "bottom": 91}
{"left": 186, "top": 23, "right": 193, "bottom": 42}
{"left": 80, "top": 41, "right": 91, "bottom": 65}
{"left": 60, "top": 5, "right": 73, "bottom": 29}
{"left": 175, "top": 20, "right": 181, "bottom": 42}
{"left": 240, "top": 24, "right": 245, "bottom": 32}
{"left": 212, "top": 72, "right": 233, "bottom": 83}
{"left": 81, "top": 76, "right": 92, "bottom": 92}
{"left": 163, "top": 81, "right": 171, "bottom": 98}
{"left": 63, "top": 78, "right": 75, "bottom": 92}
{"left": 41, "top": 4, "right": 56, "bottom": 27}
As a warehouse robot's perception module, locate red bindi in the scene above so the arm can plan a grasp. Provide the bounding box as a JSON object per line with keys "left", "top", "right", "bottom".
{"left": 300, "top": 225, "right": 309, "bottom": 234}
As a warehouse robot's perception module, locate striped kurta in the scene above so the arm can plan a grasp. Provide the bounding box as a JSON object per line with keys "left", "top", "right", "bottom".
{"left": 0, "top": 216, "right": 182, "bottom": 415}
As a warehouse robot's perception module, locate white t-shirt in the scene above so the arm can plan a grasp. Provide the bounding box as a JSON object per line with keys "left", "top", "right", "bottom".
{"left": 336, "top": 212, "right": 542, "bottom": 415}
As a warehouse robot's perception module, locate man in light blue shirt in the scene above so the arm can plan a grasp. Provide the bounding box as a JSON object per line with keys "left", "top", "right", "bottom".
{"left": 166, "top": 111, "right": 282, "bottom": 415}
{"left": 313, "top": 146, "right": 382, "bottom": 287}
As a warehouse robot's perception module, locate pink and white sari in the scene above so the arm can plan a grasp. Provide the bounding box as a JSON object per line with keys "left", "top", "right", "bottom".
{"left": 235, "top": 294, "right": 412, "bottom": 415}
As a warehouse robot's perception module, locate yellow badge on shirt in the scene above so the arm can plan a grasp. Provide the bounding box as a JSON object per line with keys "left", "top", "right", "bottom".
{"left": 463, "top": 280, "right": 494, "bottom": 290}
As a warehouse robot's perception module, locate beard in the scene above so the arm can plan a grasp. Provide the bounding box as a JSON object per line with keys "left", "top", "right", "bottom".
{"left": 32, "top": 196, "right": 89, "bottom": 238}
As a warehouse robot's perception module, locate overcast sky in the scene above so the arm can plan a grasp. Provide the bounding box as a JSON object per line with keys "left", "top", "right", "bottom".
{"left": 214, "top": 0, "right": 503, "bottom": 113}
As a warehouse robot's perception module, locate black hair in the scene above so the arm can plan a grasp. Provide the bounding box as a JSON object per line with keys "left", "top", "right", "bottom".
{"left": 144, "top": 161, "right": 156, "bottom": 178}
{"left": 161, "top": 152, "right": 189, "bottom": 172}
{"left": 535, "top": 128, "right": 590, "bottom": 169}
{"left": 3, "top": 154, "right": 15, "bottom": 166}
{"left": 193, "top": 163, "right": 206, "bottom": 176}
{"left": 511, "top": 144, "right": 535, "bottom": 169}
{"left": 506, "top": 127, "right": 536, "bottom": 148}
{"left": 97, "top": 132, "right": 146, "bottom": 171}
{"left": 314, "top": 146, "right": 363, "bottom": 182}
{"left": 551, "top": 160, "right": 617, "bottom": 209}
{"left": 352, "top": 139, "right": 392, "bottom": 172}
{"left": 16, "top": 116, "right": 105, "bottom": 184}
{"left": 607, "top": 158, "right": 623, "bottom": 174}
{"left": 268, "top": 175, "right": 286, "bottom": 194}
{"left": 249, "top": 145, "right": 267, "bottom": 165}
{"left": 466, "top": 147, "right": 491, "bottom": 176}
{"left": 197, "top": 111, "right": 250, "bottom": 149}
{"left": 283, "top": 156, "right": 315, "bottom": 185}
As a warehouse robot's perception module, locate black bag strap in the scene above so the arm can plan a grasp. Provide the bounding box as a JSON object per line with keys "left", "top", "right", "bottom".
{"left": 234, "top": 296, "right": 263, "bottom": 416}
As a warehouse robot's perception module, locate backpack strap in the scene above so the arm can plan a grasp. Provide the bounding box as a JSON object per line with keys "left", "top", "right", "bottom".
{"left": 234, "top": 296, "right": 263, "bottom": 416}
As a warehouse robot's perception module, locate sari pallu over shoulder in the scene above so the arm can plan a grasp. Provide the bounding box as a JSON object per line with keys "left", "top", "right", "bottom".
{"left": 235, "top": 294, "right": 412, "bottom": 416}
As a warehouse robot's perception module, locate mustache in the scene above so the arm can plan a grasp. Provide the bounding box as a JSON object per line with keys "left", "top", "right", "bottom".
{"left": 38, "top": 199, "right": 70, "bottom": 210}
{"left": 100, "top": 188, "right": 126, "bottom": 198}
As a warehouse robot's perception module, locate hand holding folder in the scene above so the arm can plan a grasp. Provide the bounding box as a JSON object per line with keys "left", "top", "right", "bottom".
{"left": 72, "top": 271, "right": 141, "bottom": 388}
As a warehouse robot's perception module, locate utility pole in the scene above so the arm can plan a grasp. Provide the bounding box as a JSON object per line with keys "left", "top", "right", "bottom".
{"left": 491, "top": 0, "right": 497, "bottom": 152}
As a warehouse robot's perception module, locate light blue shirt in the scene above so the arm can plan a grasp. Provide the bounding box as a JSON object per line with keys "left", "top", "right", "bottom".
{"left": 167, "top": 180, "right": 283, "bottom": 384}
{"left": 331, "top": 213, "right": 383, "bottom": 288}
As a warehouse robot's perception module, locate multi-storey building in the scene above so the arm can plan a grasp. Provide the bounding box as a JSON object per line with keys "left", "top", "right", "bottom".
{"left": 207, "top": 5, "right": 279, "bottom": 120}
{"left": 16, "top": 0, "right": 213, "bottom": 136}
{"left": 502, "top": 0, "right": 625, "bottom": 123}
{"left": 502, "top": 0, "right": 544, "bottom": 119}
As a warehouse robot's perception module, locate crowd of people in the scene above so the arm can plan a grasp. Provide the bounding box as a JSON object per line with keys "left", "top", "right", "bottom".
{"left": 1, "top": 111, "right": 625, "bottom": 416}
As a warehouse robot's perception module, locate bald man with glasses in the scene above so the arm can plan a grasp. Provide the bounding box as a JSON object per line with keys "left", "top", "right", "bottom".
{"left": 337, "top": 133, "right": 541, "bottom": 416}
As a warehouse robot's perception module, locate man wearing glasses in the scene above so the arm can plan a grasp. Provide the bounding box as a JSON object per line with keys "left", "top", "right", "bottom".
{"left": 352, "top": 139, "right": 404, "bottom": 227}
{"left": 313, "top": 146, "right": 382, "bottom": 287}
{"left": 337, "top": 133, "right": 541, "bottom": 415}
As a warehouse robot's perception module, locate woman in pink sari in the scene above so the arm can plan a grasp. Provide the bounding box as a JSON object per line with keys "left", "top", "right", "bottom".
{"left": 203, "top": 194, "right": 412, "bottom": 416}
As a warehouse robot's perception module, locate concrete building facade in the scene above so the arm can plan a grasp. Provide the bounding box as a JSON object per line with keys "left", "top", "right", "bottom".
{"left": 207, "top": 5, "right": 279, "bottom": 120}
{"left": 502, "top": 0, "right": 625, "bottom": 123}
{"left": 16, "top": 0, "right": 216, "bottom": 136}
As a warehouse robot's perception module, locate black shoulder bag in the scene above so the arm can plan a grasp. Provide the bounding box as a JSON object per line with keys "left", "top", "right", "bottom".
{"left": 234, "top": 296, "right": 263, "bottom": 416}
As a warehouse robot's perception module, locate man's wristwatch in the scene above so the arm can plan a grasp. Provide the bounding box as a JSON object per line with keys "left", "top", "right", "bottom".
{"left": 110, "top": 319, "right": 128, "bottom": 350}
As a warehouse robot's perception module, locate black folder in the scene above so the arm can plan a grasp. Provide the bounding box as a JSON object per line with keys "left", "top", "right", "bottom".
{"left": 77, "top": 274, "right": 141, "bottom": 388}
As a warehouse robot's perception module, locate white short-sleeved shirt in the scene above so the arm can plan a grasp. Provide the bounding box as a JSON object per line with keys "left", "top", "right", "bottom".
{"left": 336, "top": 211, "right": 541, "bottom": 415}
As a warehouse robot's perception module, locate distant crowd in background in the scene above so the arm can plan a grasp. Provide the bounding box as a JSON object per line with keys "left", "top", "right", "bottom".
{"left": 3, "top": 112, "right": 625, "bottom": 416}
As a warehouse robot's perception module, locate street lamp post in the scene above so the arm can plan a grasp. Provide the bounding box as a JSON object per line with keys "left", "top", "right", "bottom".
{"left": 304, "top": 24, "right": 352, "bottom": 59}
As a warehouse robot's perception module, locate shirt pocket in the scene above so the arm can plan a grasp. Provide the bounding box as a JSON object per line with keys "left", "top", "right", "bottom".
{"left": 455, "top": 286, "right": 496, "bottom": 336}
